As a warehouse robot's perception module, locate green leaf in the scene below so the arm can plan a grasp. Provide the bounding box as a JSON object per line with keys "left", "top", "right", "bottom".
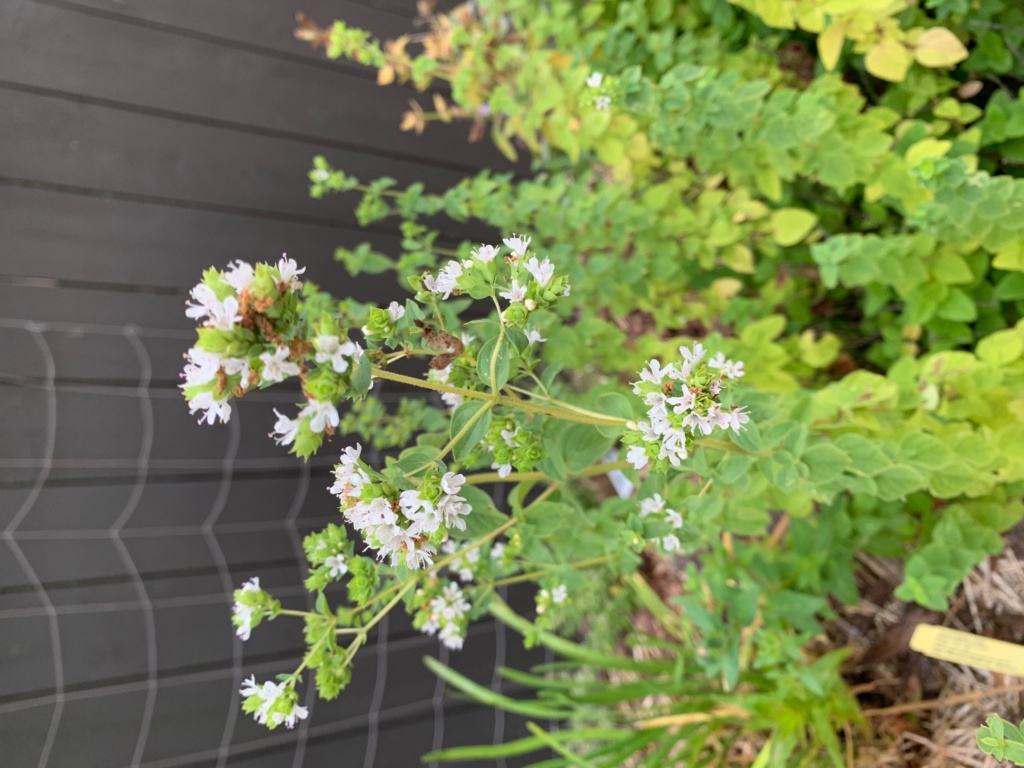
{"left": 536, "top": 437, "right": 568, "bottom": 481}
{"left": 801, "top": 443, "right": 851, "bottom": 484}
{"left": 455, "top": 485, "right": 508, "bottom": 540}
{"left": 449, "top": 401, "right": 493, "bottom": 460}
{"left": 936, "top": 287, "right": 977, "bottom": 321}
{"left": 595, "top": 392, "right": 634, "bottom": 437}
{"left": 560, "top": 424, "right": 615, "bottom": 473}
{"left": 477, "top": 335, "right": 512, "bottom": 390}
{"left": 976, "top": 329, "right": 1024, "bottom": 366}
{"left": 874, "top": 464, "right": 926, "bottom": 501}
{"left": 350, "top": 352, "right": 372, "bottom": 396}
{"left": 897, "top": 433, "right": 954, "bottom": 470}
{"left": 423, "top": 655, "right": 569, "bottom": 719}
{"left": 931, "top": 250, "right": 973, "bottom": 284}
{"left": 833, "top": 433, "right": 891, "bottom": 476}
{"left": 718, "top": 452, "right": 753, "bottom": 484}
{"left": 770, "top": 208, "right": 818, "bottom": 247}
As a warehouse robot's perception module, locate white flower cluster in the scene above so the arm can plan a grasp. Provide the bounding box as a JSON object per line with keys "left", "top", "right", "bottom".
{"left": 232, "top": 577, "right": 261, "bottom": 642}
{"left": 441, "top": 538, "right": 481, "bottom": 582}
{"left": 429, "top": 364, "right": 462, "bottom": 409}
{"left": 626, "top": 342, "right": 749, "bottom": 471}
{"left": 420, "top": 582, "right": 471, "bottom": 650}
{"left": 586, "top": 71, "right": 611, "bottom": 111}
{"left": 422, "top": 234, "right": 570, "bottom": 311}
{"left": 181, "top": 256, "right": 306, "bottom": 425}
{"left": 536, "top": 583, "right": 568, "bottom": 615}
{"left": 313, "top": 334, "right": 362, "bottom": 374}
{"left": 638, "top": 494, "right": 683, "bottom": 552}
{"left": 327, "top": 446, "right": 471, "bottom": 569}
{"left": 239, "top": 677, "right": 309, "bottom": 729}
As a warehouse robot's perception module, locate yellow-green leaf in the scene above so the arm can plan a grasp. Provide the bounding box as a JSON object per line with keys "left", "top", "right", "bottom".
{"left": 721, "top": 243, "right": 755, "bottom": 274}
{"left": 865, "top": 38, "right": 913, "bottom": 82}
{"left": 976, "top": 329, "right": 1024, "bottom": 366}
{"left": 905, "top": 138, "right": 952, "bottom": 167}
{"left": 818, "top": 24, "right": 845, "bottom": 71}
{"left": 770, "top": 208, "right": 818, "bottom": 247}
{"left": 914, "top": 27, "right": 968, "bottom": 69}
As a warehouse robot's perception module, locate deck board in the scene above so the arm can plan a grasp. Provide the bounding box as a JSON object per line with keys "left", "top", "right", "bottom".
{"left": 1, "top": 2, "right": 505, "bottom": 171}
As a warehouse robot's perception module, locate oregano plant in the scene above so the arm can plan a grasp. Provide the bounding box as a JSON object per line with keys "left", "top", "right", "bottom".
{"left": 180, "top": 239, "right": 751, "bottom": 730}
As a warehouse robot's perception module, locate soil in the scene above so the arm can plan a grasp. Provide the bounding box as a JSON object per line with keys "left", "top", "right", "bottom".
{"left": 634, "top": 522, "right": 1024, "bottom": 767}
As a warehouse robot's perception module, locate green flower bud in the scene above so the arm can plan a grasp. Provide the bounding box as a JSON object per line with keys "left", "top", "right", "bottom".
{"left": 501, "top": 302, "right": 530, "bottom": 327}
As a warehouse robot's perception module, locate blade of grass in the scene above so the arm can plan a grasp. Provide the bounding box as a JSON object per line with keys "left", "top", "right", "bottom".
{"left": 423, "top": 655, "right": 571, "bottom": 720}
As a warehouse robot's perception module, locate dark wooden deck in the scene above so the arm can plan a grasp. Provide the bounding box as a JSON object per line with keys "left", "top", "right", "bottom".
{"left": 0, "top": 2, "right": 543, "bottom": 765}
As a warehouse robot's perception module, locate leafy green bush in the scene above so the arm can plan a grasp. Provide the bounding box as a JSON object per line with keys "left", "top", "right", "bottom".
{"left": 184, "top": 0, "right": 1024, "bottom": 764}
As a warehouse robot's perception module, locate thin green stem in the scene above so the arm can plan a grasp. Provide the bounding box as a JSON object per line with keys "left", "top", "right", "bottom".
{"left": 291, "top": 621, "right": 335, "bottom": 679}
{"left": 405, "top": 397, "right": 496, "bottom": 477}
{"left": 361, "top": 579, "right": 416, "bottom": 634}
{"left": 697, "top": 438, "right": 771, "bottom": 457}
{"left": 371, "top": 367, "right": 629, "bottom": 428}
{"left": 483, "top": 554, "right": 616, "bottom": 589}
{"left": 277, "top": 609, "right": 315, "bottom": 618}
{"left": 352, "top": 183, "right": 403, "bottom": 199}
{"left": 505, "top": 383, "right": 628, "bottom": 423}
{"left": 463, "top": 459, "right": 631, "bottom": 486}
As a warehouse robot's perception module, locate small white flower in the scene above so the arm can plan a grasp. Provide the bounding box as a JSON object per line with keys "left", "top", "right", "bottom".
{"left": 595, "top": 95, "right": 611, "bottom": 111}
{"left": 325, "top": 554, "right": 348, "bottom": 579}
{"left": 189, "top": 391, "right": 231, "bottom": 425}
{"left": 499, "top": 278, "right": 527, "bottom": 303}
{"left": 587, "top": 72, "right": 603, "bottom": 88}
{"left": 387, "top": 301, "right": 405, "bottom": 322}
{"left": 277, "top": 256, "right": 306, "bottom": 292}
{"left": 723, "top": 407, "right": 750, "bottom": 433}
{"left": 490, "top": 542, "right": 506, "bottom": 560}
{"left": 626, "top": 445, "right": 649, "bottom": 470}
{"left": 299, "top": 398, "right": 339, "bottom": 433}
{"left": 472, "top": 244, "right": 500, "bottom": 263}
{"left": 270, "top": 409, "right": 300, "bottom": 446}
{"left": 440, "top": 391, "right": 463, "bottom": 409}
{"left": 665, "top": 509, "right": 683, "bottom": 529}
{"left": 429, "top": 260, "right": 463, "bottom": 300}
{"left": 525, "top": 327, "right": 548, "bottom": 348}
{"left": 637, "top": 359, "right": 673, "bottom": 388}
{"left": 440, "top": 472, "right": 465, "bottom": 495}
{"left": 239, "top": 677, "right": 309, "bottom": 729}
{"left": 679, "top": 342, "right": 706, "bottom": 368}
{"left": 185, "top": 283, "right": 219, "bottom": 322}
{"left": 259, "top": 346, "right": 300, "bottom": 384}
{"left": 232, "top": 577, "right": 261, "bottom": 641}
{"left": 181, "top": 347, "right": 222, "bottom": 387}
{"left": 314, "top": 335, "right": 360, "bottom": 374}
{"left": 222, "top": 357, "right": 251, "bottom": 389}
{"left": 502, "top": 234, "right": 531, "bottom": 256}
{"left": 224, "top": 260, "right": 255, "bottom": 293}
{"left": 662, "top": 534, "right": 681, "bottom": 552}
{"left": 206, "top": 296, "right": 242, "bottom": 331}
{"left": 524, "top": 256, "right": 555, "bottom": 287}
{"left": 492, "top": 462, "right": 512, "bottom": 478}
{"left": 640, "top": 494, "right": 666, "bottom": 517}
{"left": 406, "top": 543, "right": 437, "bottom": 569}
{"left": 708, "top": 351, "right": 745, "bottom": 379}
{"left": 551, "top": 584, "right": 568, "bottom": 604}
{"left": 311, "top": 167, "right": 331, "bottom": 182}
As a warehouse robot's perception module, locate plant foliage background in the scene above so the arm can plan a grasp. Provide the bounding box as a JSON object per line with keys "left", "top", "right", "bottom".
{"left": 184, "top": 0, "right": 1024, "bottom": 765}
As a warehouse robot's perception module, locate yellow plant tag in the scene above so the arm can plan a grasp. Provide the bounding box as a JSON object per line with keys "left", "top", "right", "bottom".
{"left": 910, "top": 625, "right": 1024, "bottom": 677}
